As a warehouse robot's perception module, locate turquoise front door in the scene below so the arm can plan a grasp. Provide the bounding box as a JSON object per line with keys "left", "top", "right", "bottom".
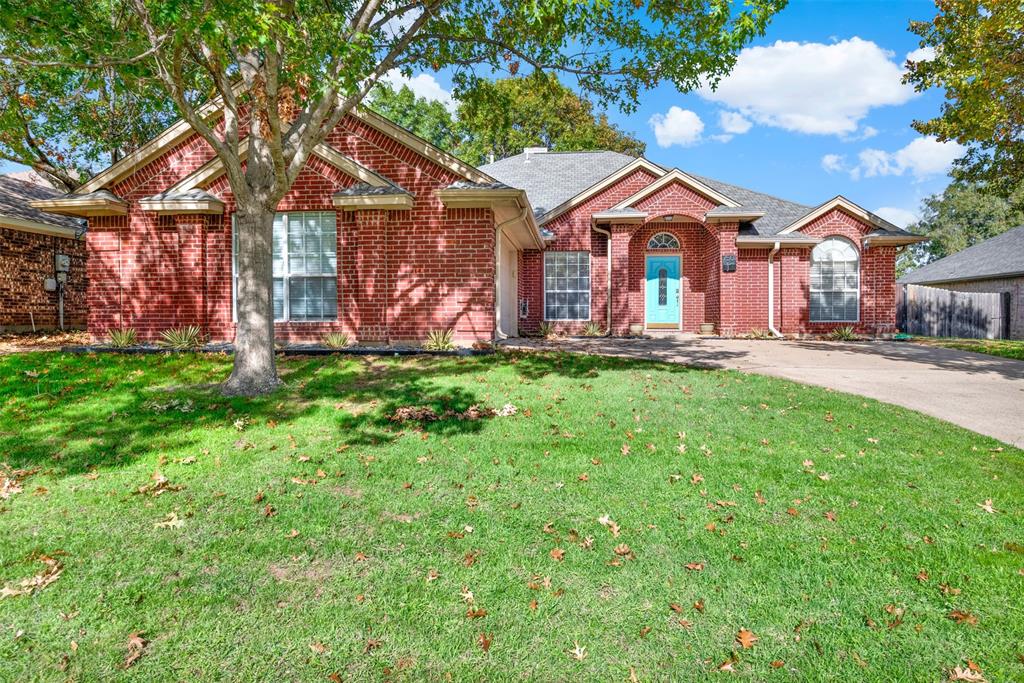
{"left": 645, "top": 255, "right": 681, "bottom": 328}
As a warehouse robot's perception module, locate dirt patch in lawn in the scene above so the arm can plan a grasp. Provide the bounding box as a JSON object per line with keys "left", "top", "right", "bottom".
{"left": 0, "top": 331, "right": 88, "bottom": 354}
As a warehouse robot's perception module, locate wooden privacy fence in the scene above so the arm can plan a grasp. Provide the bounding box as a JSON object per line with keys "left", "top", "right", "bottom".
{"left": 897, "top": 284, "right": 1011, "bottom": 339}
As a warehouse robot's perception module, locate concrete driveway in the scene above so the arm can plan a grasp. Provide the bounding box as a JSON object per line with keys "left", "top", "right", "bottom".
{"left": 503, "top": 336, "right": 1024, "bottom": 448}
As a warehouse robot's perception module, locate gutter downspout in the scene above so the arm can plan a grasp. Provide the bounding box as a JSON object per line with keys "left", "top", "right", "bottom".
{"left": 592, "top": 224, "right": 613, "bottom": 336}
{"left": 494, "top": 206, "right": 528, "bottom": 341}
{"left": 767, "top": 241, "right": 783, "bottom": 338}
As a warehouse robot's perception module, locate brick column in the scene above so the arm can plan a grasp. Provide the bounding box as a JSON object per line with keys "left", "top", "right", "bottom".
{"left": 715, "top": 222, "right": 739, "bottom": 336}
{"left": 610, "top": 225, "right": 633, "bottom": 335}
{"left": 175, "top": 214, "right": 207, "bottom": 329}
{"left": 353, "top": 209, "right": 389, "bottom": 342}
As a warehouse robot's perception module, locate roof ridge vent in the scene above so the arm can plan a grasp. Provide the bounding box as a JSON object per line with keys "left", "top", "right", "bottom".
{"left": 523, "top": 146, "right": 548, "bottom": 162}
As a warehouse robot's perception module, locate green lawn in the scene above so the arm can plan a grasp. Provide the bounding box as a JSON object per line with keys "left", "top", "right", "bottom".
{"left": 1, "top": 352, "right": 1022, "bottom": 682}
{"left": 911, "top": 337, "right": 1024, "bottom": 361}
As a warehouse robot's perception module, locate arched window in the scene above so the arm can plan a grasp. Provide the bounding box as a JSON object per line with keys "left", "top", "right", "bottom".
{"left": 810, "top": 236, "right": 859, "bottom": 322}
{"left": 647, "top": 232, "right": 680, "bottom": 249}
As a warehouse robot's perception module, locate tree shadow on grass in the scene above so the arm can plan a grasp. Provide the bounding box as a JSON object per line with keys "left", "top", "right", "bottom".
{"left": 0, "top": 350, "right": 719, "bottom": 477}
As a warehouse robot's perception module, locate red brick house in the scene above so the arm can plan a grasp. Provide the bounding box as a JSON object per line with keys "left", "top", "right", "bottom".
{"left": 1, "top": 174, "right": 87, "bottom": 332}
{"left": 31, "top": 108, "right": 923, "bottom": 344}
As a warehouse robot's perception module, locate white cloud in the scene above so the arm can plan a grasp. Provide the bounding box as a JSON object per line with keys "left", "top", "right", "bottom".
{"left": 852, "top": 136, "right": 966, "bottom": 180}
{"left": 699, "top": 38, "right": 916, "bottom": 136}
{"left": 821, "top": 153, "right": 846, "bottom": 173}
{"left": 873, "top": 206, "right": 919, "bottom": 228}
{"left": 649, "top": 107, "right": 705, "bottom": 148}
{"left": 711, "top": 134, "right": 734, "bottom": 143}
{"left": 718, "top": 111, "right": 752, "bottom": 135}
{"left": 906, "top": 46, "right": 936, "bottom": 63}
{"left": 381, "top": 69, "right": 455, "bottom": 112}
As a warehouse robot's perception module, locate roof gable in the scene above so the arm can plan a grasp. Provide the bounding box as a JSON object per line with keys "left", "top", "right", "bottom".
{"left": 612, "top": 169, "right": 740, "bottom": 211}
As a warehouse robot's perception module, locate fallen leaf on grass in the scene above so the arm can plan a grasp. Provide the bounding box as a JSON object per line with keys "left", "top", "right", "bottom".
{"left": 0, "top": 555, "right": 63, "bottom": 599}
{"left": 949, "top": 610, "right": 979, "bottom": 626}
{"left": 597, "top": 515, "right": 621, "bottom": 537}
{"left": 477, "top": 632, "right": 492, "bottom": 652}
{"left": 754, "top": 490, "right": 766, "bottom": 505}
{"left": 948, "top": 665, "right": 987, "bottom": 682}
{"left": 123, "top": 632, "right": 148, "bottom": 669}
{"left": 736, "top": 629, "right": 757, "bottom": 649}
{"left": 685, "top": 562, "right": 704, "bottom": 571}
{"left": 363, "top": 637, "right": 382, "bottom": 654}
{"left": 135, "top": 471, "right": 184, "bottom": 497}
{"left": 309, "top": 641, "right": 328, "bottom": 654}
{"left": 466, "top": 607, "right": 488, "bottom": 619}
{"left": 568, "top": 642, "right": 587, "bottom": 661}
{"left": 153, "top": 512, "right": 184, "bottom": 529}
{"left": 549, "top": 548, "right": 565, "bottom": 562}
{"left": 976, "top": 499, "right": 997, "bottom": 514}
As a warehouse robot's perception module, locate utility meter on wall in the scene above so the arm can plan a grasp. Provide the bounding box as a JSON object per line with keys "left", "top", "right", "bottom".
{"left": 55, "top": 254, "right": 71, "bottom": 272}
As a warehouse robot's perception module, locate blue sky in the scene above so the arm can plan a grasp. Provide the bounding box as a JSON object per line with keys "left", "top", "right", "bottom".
{"left": 391, "top": 0, "right": 952, "bottom": 227}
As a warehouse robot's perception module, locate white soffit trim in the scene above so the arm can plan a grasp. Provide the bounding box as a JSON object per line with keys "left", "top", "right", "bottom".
{"left": 611, "top": 169, "right": 740, "bottom": 212}
{"left": 352, "top": 107, "right": 496, "bottom": 185}
{"left": 705, "top": 211, "right": 765, "bottom": 223}
{"left": 30, "top": 196, "right": 128, "bottom": 217}
{"left": 0, "top": 215, "right": 79, "bottom": 238}
{"left": 332, "top": 194, "right": 414, "bottom": 211}
{"left": 778, "top": 195, "right": 903, "bottom": 234}
{"left": 138, "top": 199, "right": 225, "bottom": 215}
{"left": 539, "top": 158, "right": 667, "bottom": 226}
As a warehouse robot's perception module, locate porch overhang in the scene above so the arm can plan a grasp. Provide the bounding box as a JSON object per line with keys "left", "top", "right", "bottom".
{"left": 30, "top": 190, "right": 129, "bottom": 217}
{"left": 705, "top": 210, "right": 765, "bottom": 224}
{"left": 591, "top": 210, "right": 647, "bottom": 226}
{"left": 863, "top": 233, "right": 928, "bottom": 248}
{"left": 437, "top": 183, "right": 545, "bottom": 250}
{"left": 735, "top": 235, "right": 821, "bottom": 248}
{"left": 139, "top": 189, "right": 225, "bottom": 215}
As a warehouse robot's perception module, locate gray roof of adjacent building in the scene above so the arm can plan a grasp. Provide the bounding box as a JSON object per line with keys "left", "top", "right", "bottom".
{"left": 899, "top": 225, "right": 1024, "bottom": 284}
{"left": 0, "top": 174, "right": 85, "bottom": 233}
{"left": 479, "top": 149, "right": 915, "bottom": 238}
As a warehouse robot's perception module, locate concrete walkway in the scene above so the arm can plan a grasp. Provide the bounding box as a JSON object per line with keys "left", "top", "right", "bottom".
{"left": 502, "top": 335, "right": 1024, "bottom": 448}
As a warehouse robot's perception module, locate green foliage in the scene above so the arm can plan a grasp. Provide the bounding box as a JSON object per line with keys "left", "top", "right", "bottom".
{"left": 581, "top": 322, "right": 604, "bottom": 337}
{"left": 537, "top": 322, "right": 556, "bottom": 339}
{"left": 107, "top": 328, "right": 138, "bottom": 348}
{"left": 900, "top": 181, "right": 1024, "bottom": 275}
{"left": 904, "top": 1, "right": 1024, "bottom": 194}
{"left": 827, "top": 326, "right": 859, "bottom": 342}
{"left": 158, "top": 325, "right": 205, "bottom": 350}
{"left": 423, "top": 329, "right": 455, "bottom": 351}
{"left": 454, "top": 73, "right": 646, "bottom": 165}
{"left": 368, "top": 82, "right": 461, "bottom": 152}
{"left": 320, "top": 332, "right": 351, "bottom": 349}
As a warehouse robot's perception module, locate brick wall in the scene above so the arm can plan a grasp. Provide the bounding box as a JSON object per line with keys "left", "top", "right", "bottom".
{"left": 85, "top": 114, "right": 496, "bottom": 345}
{"left": 0, "top": 226, "right": 87, "bottom": 331}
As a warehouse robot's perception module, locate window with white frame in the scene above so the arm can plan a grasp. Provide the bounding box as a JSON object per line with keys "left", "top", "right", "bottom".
{"left": 810, "top": 236, "right": 859, "bottom": 322}
{"left": 233, "top": 211, "right": 337, "bottom": 321}
{"left": 544, "top": 251, "right": 590, "bottom": 320}
{"left": 647, "top": 232, "right": 680, "bottom": 249}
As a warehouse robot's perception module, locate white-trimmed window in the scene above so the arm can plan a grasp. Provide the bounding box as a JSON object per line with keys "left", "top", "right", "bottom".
{"left": 810, "top": 236, "right": 859, "bottom": 322}
{"left": 233, "top": 211, "right": 337, "bottom": 321}
{"left": 544, "top": 251, "right": 590, "bottom": 320}
{"left": 647, "top": 232, "right": 680, "bottom": 249}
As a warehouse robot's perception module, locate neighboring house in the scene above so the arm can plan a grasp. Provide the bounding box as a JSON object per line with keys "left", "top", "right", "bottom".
{"left": 0, "top": 174, "right": 87, "bottom": 332}
{"left": 899, "top": 226, "right": 1024, "bottom": 339}
{"left": 30, "top": 108, "right": 923, "bottom": 345}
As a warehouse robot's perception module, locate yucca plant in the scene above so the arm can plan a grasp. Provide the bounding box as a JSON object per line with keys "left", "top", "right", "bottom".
{"left": 747, "top": 328, "right": 773, "bottom": 340}
{"left": 321, "top": 332, "right": 351, "bottom": 349}
{"left": 582, "top": 322, "right": 604, "bottom": 337}
{"left": 423, "top": 329, "right": 456, "bottom": 351}
{"left": 158, "top": 325, "right": 205, "bottom": 350}
{"left": 107, "top": 328, "right": 138, "bottom": 348}
{"left": 827, "top": 325, "right": 859, "bottom": 341}
{"left": 537, "top": 322, "right": 556, "bottom": 339}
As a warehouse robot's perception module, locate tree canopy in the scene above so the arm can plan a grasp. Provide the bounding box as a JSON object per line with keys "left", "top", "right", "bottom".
{"left": 900, "top": 181, "right": 1024, "bottom": 276}
{"left": 904, "top": 0, "right": 1024, "bottom": 195}
{"left": 369, "top": 72, "right": 646, "bottom": 165}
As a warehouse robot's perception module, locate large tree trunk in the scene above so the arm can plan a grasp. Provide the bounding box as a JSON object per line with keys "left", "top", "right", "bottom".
{"left": 222, "top": 201, "right": 282, "bottom": 396}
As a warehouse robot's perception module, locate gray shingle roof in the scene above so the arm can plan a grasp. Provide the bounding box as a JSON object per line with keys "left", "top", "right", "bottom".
{"left": 899, "top": 225, "right": 1024, "bottom": 284}
{"left": 143, "top": 188, "right": 222, "bottom": 202}
{"left": 690, "top": 174, "right": 813, "bottom": 235}
{"left": 479, "top": 150, "right": 640, "bottom": 218}
{"left": 0, "top": 174, "right": 84, "bottom": 232}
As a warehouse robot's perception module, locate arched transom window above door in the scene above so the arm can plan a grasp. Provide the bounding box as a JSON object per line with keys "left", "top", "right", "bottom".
{"left": 647, "top": 232, "right": 680, "bottom": 249}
